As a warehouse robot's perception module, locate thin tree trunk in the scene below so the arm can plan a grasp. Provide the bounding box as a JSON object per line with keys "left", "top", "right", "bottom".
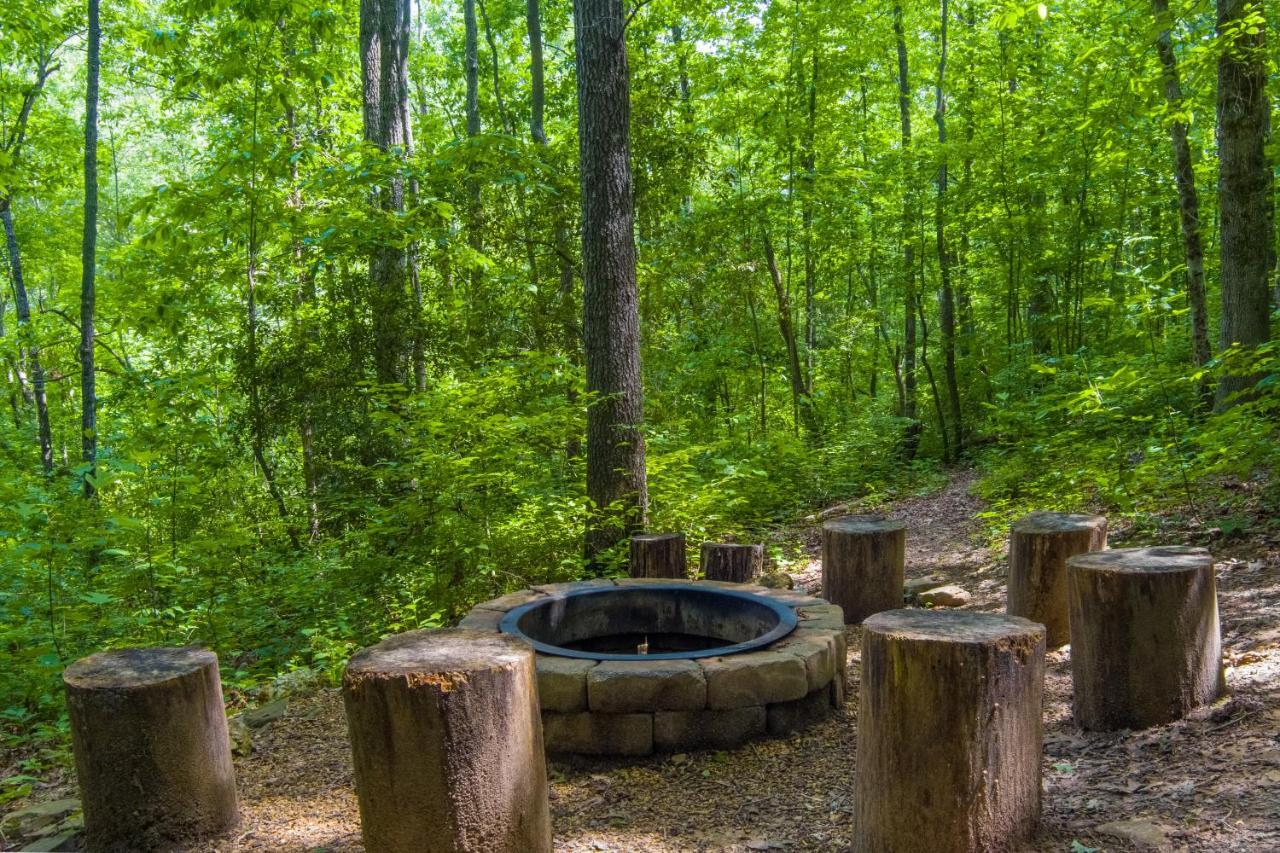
{"left": 764, "top": 229, "right": 817, "bottom": 437}
{"left": 575, "top": 0, "right": 647, "bottom": 560}
{"left": 80, "top": 0, "right": 101, "bottom": 498}
{"left": 2, "top": 203, "right": 53, "bottom": 473}
{"left": 935, "top": 0, "right": 962, "bottom": 459}
{"left": 1215, "top": 0, "right": 1271, "bottom": 408}
{"left": 802, "top": 48, "right": 818, "bottom": 397}
{"left": 1152, "top": 0, "right": 1212, "bottom": 408}
{"left": 894, "top": 2, "right": 920, "bottom": 459}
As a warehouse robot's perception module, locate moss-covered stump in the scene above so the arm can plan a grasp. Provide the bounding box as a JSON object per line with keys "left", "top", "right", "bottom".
{"left": 63, "top": 647, "right": 240, "bottom": 852}
{"left": 700, "top": 542, "right": 764, "bottom": 583}
{"left": 854, "top": 610, "right": 1045, "bottom": 853}
{"left": 1007, "top": 511, "right": 1107, "bottom": 647}
{"left": 821, "top": 516, "right": 905, "bottom": 624}
{"left": 342, "top": 629, "right": 552, "bottom": 853}
{"left": 630, "top": 532, "right": 688, "bottom": 578}
{"left": 1068, "top": 546, "right": 1223, "bottom": 730}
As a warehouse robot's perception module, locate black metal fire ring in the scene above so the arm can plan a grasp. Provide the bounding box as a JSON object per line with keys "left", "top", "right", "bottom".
{"left": 498, "top": 582, "right": 800, "bottom": 661}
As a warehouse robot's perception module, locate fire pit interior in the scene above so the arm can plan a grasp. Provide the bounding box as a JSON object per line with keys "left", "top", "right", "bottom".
{"left": 461, "top": 580, "right": 848, "bottom": 756}
{"left": 500, "top": 584, "right": 797, "bottom": 660}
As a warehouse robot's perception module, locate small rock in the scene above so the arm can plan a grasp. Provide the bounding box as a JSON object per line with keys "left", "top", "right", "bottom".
{"left": 759, "top": 572, "right": 794, "bottom": 590}
{"left": 904, "top": 576, "right": 943, "bottom": 602}
{"left": 1095, "top": 819, "right": 1172, "bottom": 850}
{"left": 241, "top": 698, "right": 287, "bottom": 729}
{"left": 918, "top": 585, "right": 971, "bottom": 608}
{"left": 227, "top": 713, "right": 254, "bottom": 755}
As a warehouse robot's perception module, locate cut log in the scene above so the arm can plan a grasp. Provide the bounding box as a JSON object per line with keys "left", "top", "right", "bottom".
{"left": 63, "top": 647, "right": 239, "bottom": 852}
{"left": 700, "top": 542, "right": 764, "bottom": 583}
{"left": 1007, "top": 511, "right": 1107, "bottom": 647}
{"left": 1067, "top": 546, "right": 1222, "bottom": 730}
{"left": 854, "top": 610, "right": 1045, "bottom": 853}
{"left": 630, "top": 532, "right": 687, "bottom": 579}
{"left": 343, "top": 628, "right": 552, "bottom": 853}
{"left": 821, "top": 516, "right": 905, "bottom": 624}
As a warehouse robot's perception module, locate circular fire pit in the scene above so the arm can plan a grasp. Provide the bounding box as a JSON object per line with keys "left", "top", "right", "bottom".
{"left": 459, "top": 579, "right": 847, "bottom": 756}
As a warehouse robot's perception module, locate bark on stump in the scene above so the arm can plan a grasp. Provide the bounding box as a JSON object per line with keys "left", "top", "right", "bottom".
{"left": 854, "top": 610, "right": 1045, "bottom": 853}
{"left": 700, "top": 542, "right": 764, "bottom": 583}
{"left": 630, "top": 532, "right": 687, "bottom": 579}
{"left": 1007, "top": 511, "right": 1107, "bottom": 647}
{"left": 63, "top": 647, "right": 239, "bottom": 852}
{"left": 821, "top": 516, "right": 905, "bottom": 624}
{"left": 342, "top": 628, "right": 552, "bottom": 853}
{"left": 1068, "top": 546, "right": 1222, "bottom": 730}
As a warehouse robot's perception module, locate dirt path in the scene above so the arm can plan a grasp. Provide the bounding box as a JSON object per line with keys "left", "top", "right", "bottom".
{"left": 7, "top": 470, "right": 1280, "bottom": 852}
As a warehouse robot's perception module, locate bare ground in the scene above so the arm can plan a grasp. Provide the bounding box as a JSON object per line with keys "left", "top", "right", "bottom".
{"left": 6, "top": 470, "right": 1280, "bottom": 852}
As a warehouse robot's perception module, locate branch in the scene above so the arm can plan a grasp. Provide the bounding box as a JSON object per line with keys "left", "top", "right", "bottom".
{"left": 624, "top": 0, "right": 656, "bottom": 34}
{"left": 43, "top": 307, "right": 134, "bottom": 372}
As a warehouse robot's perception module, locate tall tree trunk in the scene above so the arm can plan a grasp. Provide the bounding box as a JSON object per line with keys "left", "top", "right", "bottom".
{"left": 764, "top": 229, "right": 817, "bottom": 437}
{"left": 528, "top": 0, "right": 547, "bottom": 146}
{"left": 894, "top": 2, "right": 920, "bottom": 459}
{"left": 575, "top": 0, "right": 647, "bottom": 560}
{"left": 802, "top": 48, "right": 818, "bottom": 399}
{"left": 1215, "top": 0, "right": 1272, "bottom": 408}
{"left": 935, "top": 0, "right": 962, "bottom": 459}
{"left": 2, "top": 203, "right": 53, "bottom": 473}
{"left": 361, "top": 0, "right": 412, "bottom": 386}
{"left": 1152, "top": 0, "right": 1212, "bottom": 408}
{"left": 80, "top": 0, "right": 101, "bottom": 498}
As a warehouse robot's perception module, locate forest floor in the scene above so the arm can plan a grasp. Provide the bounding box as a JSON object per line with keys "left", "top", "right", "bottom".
{"left": 5, "top": 469, "right": 1280, "bottom": 852}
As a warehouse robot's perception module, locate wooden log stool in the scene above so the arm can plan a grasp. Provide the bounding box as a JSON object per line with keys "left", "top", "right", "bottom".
{"left": 342, "top": 628, "right": 552, "bottom": 853}
{"left": 700, "top": 542, "right": 764, "bottom": 582}
{"left": 630, "top": 532, "right": 687, "bottom": 578}
{"left": 854, "top": 610, "right": 1045, "bottom": 853}
{"left": 821, "top": 516, "right": 905, "bottom": 624}
{"left": 1068, "top": 546, "right": 1222, "bottom": 730}
{"left": 63, "top": 647, "right": 240, "bottom": 852}
{"left": 1007, "top": 511, "right": 1107, "bottom": 647}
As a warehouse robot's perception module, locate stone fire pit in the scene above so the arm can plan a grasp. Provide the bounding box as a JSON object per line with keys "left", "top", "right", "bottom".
{"left": 459, "top": 579, "right": 846, "bottom": 756}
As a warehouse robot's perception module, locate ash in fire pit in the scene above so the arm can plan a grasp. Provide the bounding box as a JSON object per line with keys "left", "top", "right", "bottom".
{"left": 499, "top": 584, "right": 797, "bottom": 661}
{"left": 461, "top": 580, "right": 847, "bottom": 756}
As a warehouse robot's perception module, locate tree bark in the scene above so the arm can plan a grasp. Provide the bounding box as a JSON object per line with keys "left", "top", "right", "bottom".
{"left": 1216, "top": 0, "right": 1271, "bottom": 408}
{"left": 361, "top": 0, "right": 412, "bottom": 386}
{"left": 935, "top": 0, "right": 963, "bottom": 458}
{"left": 80, "top": 0, "right": 101, "bottom": 498}
{"left": 629, "top": 533, "right": 687, "bottom": 579}
{"left": 1152, "top": 0, "right": 1213, "bottom": 408}
{"left": 576, "top": 0, "right": 647, "bottom": 559}
{"left": 2, "top": 203, "right": 53, "bottom": 473}
{"left": 855, "top": 610, "right": 1044, "bottom": 853}
{"left": 64, "top": 648, "right": 240, "bottom": 851}
{"left": 1006, "top": 511, "right": 1107, "bottom": 648}
{"left": 893, "top": 2, "right": 920, "bottom": 459}
{"left": 1068, "top": 546, "right": 1223, "bottom": 730}
{"left": 700, "top": 542, "right": 765, "bottom": 583}
{"left": 343, "top": 629, "right": 552, "bottom": 853}
{"left": 821, "top": 516, "right": 906, "bottom": 624}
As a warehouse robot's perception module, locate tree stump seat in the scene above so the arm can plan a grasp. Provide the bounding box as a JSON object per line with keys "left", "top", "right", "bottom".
{"left": 1068, "top": 546, "right": 1222, "bottom": 730}
{"left": 854, "top": 609, "right": 1045, "bottom": 853}
{"left": 64, "top": 647, "right": 239, "bottom": 852}
{"left": 821, "top": 516, "right": 905, "bottom": 624}
{"left": 630, "top": 532, "right": 687, "bottom": 578}
{"left": 342, "top": 628, "right": 552, "bottom": 853}
{"left": 1007, "top": 511, "right": 1107, "bottom": 647}
{"left": 700, "top": 542, "right": 764, "bottom": 582}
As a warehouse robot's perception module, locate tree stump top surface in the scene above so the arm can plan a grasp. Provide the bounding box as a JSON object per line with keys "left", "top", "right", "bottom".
{"left": 345, "top": 628, "right": 531, "bottom": 682}
{"left": 1068, "top": 545, "right": 1211, "bottom": 575}
{"left": 632, "top": 533, "right": 684, "bottom": 543}
{"left": 1012, "top": 511, "right": 1107, "bottom": 534}
{"left": 63, "top": 646, "right": 216, "bottom": 689}
{"left": 863, "top": 608, "right": 1045, "bottom": 644}
{"left": 823, "top": 515, "right": 905, "bottom": 535}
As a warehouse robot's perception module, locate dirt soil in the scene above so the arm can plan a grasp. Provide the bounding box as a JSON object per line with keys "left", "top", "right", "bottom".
{"left": 7, "top": 470, "right": 1280, "bottom": 852}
